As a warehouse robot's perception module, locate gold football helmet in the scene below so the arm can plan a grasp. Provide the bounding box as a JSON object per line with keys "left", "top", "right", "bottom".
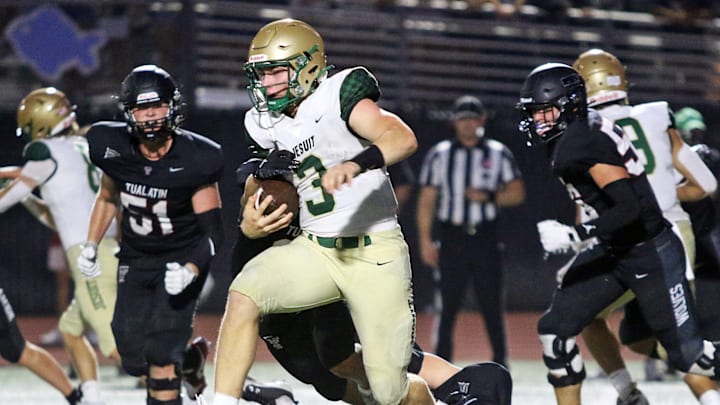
{"left": 244, "top": 18, "right": 331, "bottom": 112}
{"left": 572, "top": 48, "right": 629, "bottom": 107}
{"left": 16, "top": 87, "right": 78, "bottom": 142}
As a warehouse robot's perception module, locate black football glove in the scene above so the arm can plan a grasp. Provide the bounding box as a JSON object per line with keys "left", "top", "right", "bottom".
{"left": 254, "top": 149, "right": 299, "bottom": 181}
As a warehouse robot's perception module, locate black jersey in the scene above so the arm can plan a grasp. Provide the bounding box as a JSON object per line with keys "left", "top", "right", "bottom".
{"left": 550, "top": 110, "right": 665, "bottom": 247}
{"left": 682, "top": 144, "right": 720, "bottom": 237}
{"left": 87, "top": 121, "right": 223, "bottom": 255}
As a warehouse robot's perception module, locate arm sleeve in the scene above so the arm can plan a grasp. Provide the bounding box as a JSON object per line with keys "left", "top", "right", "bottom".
{"left": 677, "top": 143, "right": 717, "bottom": 194}
{"left": 0, "top": 181, "right": 34, "bottom": 213}
{"left": 573, "top": 178, "right": 641, "bottom": 239}
{"left": 196, "top": 207, "right": 224, "bottom": 249}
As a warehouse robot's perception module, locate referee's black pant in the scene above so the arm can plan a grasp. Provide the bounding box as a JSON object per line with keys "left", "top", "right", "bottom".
{"left": 436, "top": 222, "right": 507, "bottom": 366}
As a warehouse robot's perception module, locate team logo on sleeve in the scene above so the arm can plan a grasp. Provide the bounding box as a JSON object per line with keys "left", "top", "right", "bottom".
{"left": 103, "top": 147, "right": 120, "bottom": 159}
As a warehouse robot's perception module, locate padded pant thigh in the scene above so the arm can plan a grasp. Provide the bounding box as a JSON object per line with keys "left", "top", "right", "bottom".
{"left": 231, "top": 238, "right": 343, "bottom": 314}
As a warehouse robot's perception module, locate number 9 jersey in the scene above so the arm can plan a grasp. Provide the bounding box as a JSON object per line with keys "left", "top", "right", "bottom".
{"left": 86, "top": 121, "right": 223, "bottom": 257}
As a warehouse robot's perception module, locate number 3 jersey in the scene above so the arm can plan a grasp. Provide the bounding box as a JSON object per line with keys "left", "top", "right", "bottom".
{"left": 22, "top": 135, "right": 117, "bottom": 249}
{"left": 243, "top": 67, "right": 399, "bottom": 237}
{"left": 597, "top": 101, "right": 688, "bottom": 224}
{"left": 87, "top": 122, "right": 223, "bottom": 256}
{"left": 550, "top": 110, "right": 666, "bottom": 248}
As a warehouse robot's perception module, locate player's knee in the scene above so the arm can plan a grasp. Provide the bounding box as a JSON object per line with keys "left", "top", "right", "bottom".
{"left": 539, "top": 334, "right": 586, "bottom": 387}
{"left": 402, "top": 374, "right": 434, "bottom": 405}
{"left": 329, "top": 352, "right": 365, "bottom": 382}
{"left": 367, "top": 374, "right": 407, "bottom": 405}
{"left": 145, "top": 337, "right": 183, "bottom": 371}
{"left": 678, "top": 340, "right": 716, "bottom": 373}
{"left": 120, "top": 356, "right": 146, "bottom": 377}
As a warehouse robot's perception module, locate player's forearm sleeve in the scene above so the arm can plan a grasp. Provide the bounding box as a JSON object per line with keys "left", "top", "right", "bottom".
{"left": 0, "top": 181, "right": 33, "bottom": 213}
{"left": 197, "top": 208, "right": 224, "bottom": 248}
{"left": 573, "top": 178, "right": 641, "bottom": 239}
{"left": 678, "top": 143, "right": 717, "bottom": 194}
{"left": 20, "top": 159, "right": 56, "bottom": 185}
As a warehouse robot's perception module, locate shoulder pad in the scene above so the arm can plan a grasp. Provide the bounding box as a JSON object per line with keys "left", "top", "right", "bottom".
{"left": 339, "top": 67, "right": 381, "bottom": 122}
{"left": 22, "top": 141, "right": 52, "bottom": 162}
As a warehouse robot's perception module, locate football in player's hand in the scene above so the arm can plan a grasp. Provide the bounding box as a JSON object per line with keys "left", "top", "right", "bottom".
{"left": 255, "top": 179, "right": 299, "bottom": 217}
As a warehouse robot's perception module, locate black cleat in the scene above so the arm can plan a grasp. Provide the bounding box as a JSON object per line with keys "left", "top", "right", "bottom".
{"left": 182, "top": 336, "right": 211, "bottom": 399}
{"left": 617, "top": 387, "right": 649, "bottom": 405}
{"left": 243, "top": 378, "right": 298, "bottom": 405}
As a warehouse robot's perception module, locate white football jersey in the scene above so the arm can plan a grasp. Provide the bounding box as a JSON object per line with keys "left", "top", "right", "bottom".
{"left": 244, "top": 67, "right": 399, "bottom": 237}
{"left": 597, "top": 102, "right": 688, "bottom": 223}
{"left": 33, "top": 136, "right": 117, "bottom": 249}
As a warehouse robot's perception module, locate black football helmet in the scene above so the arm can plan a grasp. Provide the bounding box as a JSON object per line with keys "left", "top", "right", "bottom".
{"left": 118, "top": 65, "right": 183, "bottom": 142}
{"left": 516, "top": 63, "right": 587, "bottom": 143}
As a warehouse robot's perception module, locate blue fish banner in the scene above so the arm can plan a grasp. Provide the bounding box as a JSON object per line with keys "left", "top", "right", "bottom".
{"left": 4, "top": 6, "right": 107, "bottom": 81}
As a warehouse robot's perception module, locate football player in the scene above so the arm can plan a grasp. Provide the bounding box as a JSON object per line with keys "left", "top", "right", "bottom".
{"left": 229, "top": 157, "right": 512, "bottom": 405}
{"left": 0, "top": 87, "right": 121, "bottom": 404}
{"left": 0, "top": 287, "right": 82, "bottom": 404}
{"left": 77, "top": 65, "right": 224, "bottom": 405}
{"left": 572, "top": 49, "right": 718, "bottom": 405}
{"left": 675, "top": 108, "right": 720, "bottom": 405}
{"left": 516, "top": 63, "right": 720, "bottom": 405}
{"left": 213, "top": 18, "right": 433, "bottom": 405}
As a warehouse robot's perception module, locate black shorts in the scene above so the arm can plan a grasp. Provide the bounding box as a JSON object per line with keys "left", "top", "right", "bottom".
{"left": 112, "top": 261, "right": 200, "bottom": 375}
{"left": 259, "top": 301, "right": 357, "bottom": 401}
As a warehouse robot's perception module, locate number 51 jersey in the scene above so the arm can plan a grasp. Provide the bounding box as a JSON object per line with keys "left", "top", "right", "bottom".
{"left": 87, "top": 122, "right": 224, "bottom": 255}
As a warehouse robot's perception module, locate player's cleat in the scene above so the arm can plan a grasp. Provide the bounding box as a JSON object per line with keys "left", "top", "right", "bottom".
{"left": 65, "top": 386, "right": 82, "bottom": 405}
{"left": 616, "top": 387, "right": 650, "bottom": 405}
{"left": 644, "top": 358, "right": 664, "bottom": 382}
{"left": 182, "top": 337, "right": 211, "bottom": 399}
{"left": 39, "top": 327, "right": 63, "bottom": 346}
{"left": 243, "top": 378, "right": 298, "bottom": 405}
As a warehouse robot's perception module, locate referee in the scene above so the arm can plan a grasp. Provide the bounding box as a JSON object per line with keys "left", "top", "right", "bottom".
{"left": 416, "top": 95, "right": 525, "bottom": 366}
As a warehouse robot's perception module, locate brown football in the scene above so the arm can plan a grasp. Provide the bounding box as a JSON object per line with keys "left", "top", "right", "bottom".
{"left": 256, "top": 179, "right": 300, "bottom": 217}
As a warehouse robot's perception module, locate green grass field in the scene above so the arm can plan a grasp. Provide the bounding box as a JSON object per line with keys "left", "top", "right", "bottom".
{"left": 0, "top": 359, "right": 699, "bottom": 404}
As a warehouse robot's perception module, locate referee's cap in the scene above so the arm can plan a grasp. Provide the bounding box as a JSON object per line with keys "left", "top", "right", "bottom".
{"left": 452, "top": 95, "right": 486, "bottom": 120}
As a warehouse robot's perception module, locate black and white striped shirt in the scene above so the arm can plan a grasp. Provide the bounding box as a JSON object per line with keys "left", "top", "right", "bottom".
{"left": 418, "top": 137, "right": 521, "bottom": 227}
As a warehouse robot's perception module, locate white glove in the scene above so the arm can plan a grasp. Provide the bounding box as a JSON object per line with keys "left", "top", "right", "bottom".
{"left": 537, "top": 219, "right": 582, "bottom": 254}
{"left": 164, "top": 262, "right": 197, "bottom": 295}
{"left": 77, "top": 242, "right": 101, "bottom": 278}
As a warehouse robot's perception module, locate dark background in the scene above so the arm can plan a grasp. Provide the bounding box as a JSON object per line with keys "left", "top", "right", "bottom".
{"left": 1, "top": 1, "right": 719, "bottom": 315}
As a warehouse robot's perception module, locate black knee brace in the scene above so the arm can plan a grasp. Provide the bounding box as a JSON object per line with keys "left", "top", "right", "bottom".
{"left": 146, "top": 375, "right": 182, "bottom": 405}
{"left": 146, "top": 396, "right": 182, "bottom": 405}
{"left": 539, "top": 334, "right": 586, "bottom": 387}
